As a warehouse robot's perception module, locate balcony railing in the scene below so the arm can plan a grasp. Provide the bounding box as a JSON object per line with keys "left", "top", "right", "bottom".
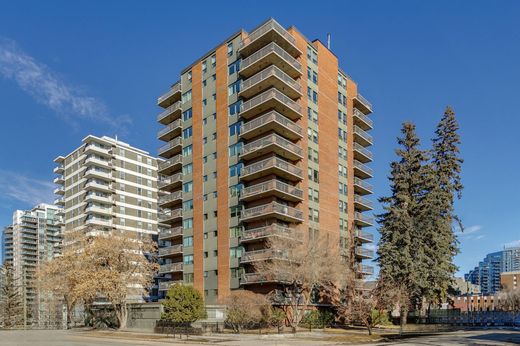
{"left": 356, "top": 247, "right": 374, "bottom": 259}
{"left": 353, "top": 108, "right": 373, "bottom": 129}
{"left": 158, "top": 137, "right": 182, "bottom": 156}
{"left": 158, "top": 262, "right": 183, "bottom": 274}
{"left": 241, "top": 202, "right": 303, "bottom": 222}
{"left": 157, "top": 119, "right": 182, "bottom": 139}
{"left": 353, "top": 177, "right": 373, "bottom": 193}
{"left": 241, "top": 224, "right": 298, "bottom": 242}
{"left": 239, "top": 19, "right": 299, "bottom": 55}
{"left": 356, "top": 93, "right": 373, "bottom": 112}
{"left": 241, "top": 110, "right": 302, "bottom": 138}
{"left": 354, "top": 143, "right": 373, "bottom": 161}
{"left": 241, "top": 133, "right": 303, "bottom": 159}
{"left": 354, "top": 195, "right": 373, "bottom": 209}
{"left": 354, "top": 212, "right": 375, "bottom": 226}
{"left": 158, "top": 208, "right": 183, "bottom": 222}
{"left": 157, "top": 101, "right": 182, "bottom": 123}
{"left": 158, "top": 155, "right": 183, "bottom": 172}
{"left": 240, "top": 248, "right": 288, "bottom": 263}
{"left": 84, "top": 144, "right": 111, "bottom": 156}
{"left": 241, "top": 156, "right": 303, "bottom": 181}
{"left": 159, "top": 244, "right": 183, "bottom": 257}
{"left": 240, "top": 88, "right": 302, "bottom": 120}
{"left": 159, "top": 190, "right": 183, "bottom": 205}
{"left": 158, "top": 227, "right": 183, "bottom": 240}
{"left": 241, "top": 65, "right": 301, "bottom": 97}
{"left": 240, "top": 179, "right": 303, "bottom": 201}
{"left": 355, "top": 229, "right": 374, "bottom": 242}
{"left": 353, "top": 125, "right": 373, "bottom": 145}
{"left": 354, "top": 160, "right": 373, "bottom": 177}
{"left": 360, "top": 265, "right": 374, "bottom": 275}
{"left": 157, "top": 82, "right": 181, "bottom": 106}
{"left": 158, "top": 173, "right": 183, "bottom": 189}
{"left": 240, "top": 42, "right": 302, "bottom": 77}
{"left": 158, "top": 280, "right": 183, "bottom": 291}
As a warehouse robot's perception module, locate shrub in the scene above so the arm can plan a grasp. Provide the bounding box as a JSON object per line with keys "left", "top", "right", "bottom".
{"left": 161, "top": 284, "right": 206, "bottom": 324}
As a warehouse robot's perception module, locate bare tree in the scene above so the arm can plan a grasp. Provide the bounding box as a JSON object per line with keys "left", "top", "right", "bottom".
{"left": 253, "top": 236, "right": 349, "bottom": 332}
{"left": 497, "top": 288, "right": 520, "bottom": 326}
{"left": 220, "top": 290, "right": 270, "bottom": 333}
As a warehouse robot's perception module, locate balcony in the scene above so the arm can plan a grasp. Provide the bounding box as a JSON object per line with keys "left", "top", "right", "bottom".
{"left": 158, "top": 190, "right": 183, "bottom": 208}
{"left": 84, "top": 156, "right": 111, "bottom": 169}
{"left": 240, "top": 156, "right": 303, "bottom": 182}
{"left": 158, "top": 226, "right": 183, "bottom": 241}
{"left": 158, "top": 137, "right": 182, "bottom": 159}
{"left": 241, "top": 202, "right": 303, "bottom": 223}
{"left": 359, "top": 265, "right": 374, "bottom": 276}
{"left": 353, "top": 160, "right": 373, "bottom": 179}
{"left": 157, "top": 119, "right": 182, "bottom": 142}
{"left": 354, "top": 212, "right": 374, "bottom": 227}
{"left": 240, "top": 65, "right": 301, "bottom": 100}
{"left": 353, "top": 177, "right": 373, "bottom": 195}
{"left": 85, "top": 193, "right": 112, "bottom": 204}
{"left": 158, "top": 208, "right": 183, "bottom": 224}
{"left": 159, "top": 280, "right": 183, "bottom": 291}
{"left": 158, "top": 155, "right": 183, "bottom": 175}
{"left": 239, "top": 18, "right": 301, "bottom": 58}
{"left": 85, "top": 218, "right": 113, "bottom": 228}
{"left": 84, "top": 144, "right": 111, "bottom": 157}
{"left": 240, "top": 88, "right": 302, "bottom": 120}
{"left": 240, "top": 179, "right": 303, "bottom": 203}
{"left": 157, "top": 82, "right": 181, "bottom": 108}
{"left": 157, "top": 101, "right": 182, "bottom": 125}
{"left": 240, "top": 248, "right": 288, "bottom": 263}
{"left": 353, "top": 125, "right": 373, "bottom": 147}
{"left": 53, "top": 176, "right": 64, "bottom": 185}
{"left": 353, "top": 195, "right": 373, "bottom": 211}
{"left": 240, "top": 42, "right": 302, "bottom": 79}
{"left": 85, "top": 205, "right": 112, "bottom": 216}
{"left": 355, "top": 247, "right": 374, "bottom": 259}
{"left": 54, "top": 187, "right": 65, "bottom": 195}
{"left": 354, "top": 93, "right": 373, "bottom": 114}
{"left": 353, "top": 143, "right": 373, "bottom": 163}
{"left": 158, "top": 173, "right": 183, "bottom": 192}
{"left": 241, "top": 133, "right": 303, "bottom": 161}
{"left": 355, "top": 229, "right": 374, "bottom": 243}
{"left": 353, "top": 108, "right": 373, "bottom": 130}
{"left": 241, "top": 224, "right": 299, "bottom": 243}
{"left": 158, "top": 262, "right": 183, "bottom": 274}
{"left": 84, "top": 168, "right": 112, "bottom": 181}
{"left": 53, "top": 165, "right": 64, "bottom": 174}
{"left": 54, "top": 156, "right": 65, "bottom": 164}
{"left": 54, "top": 197, "right": 65, "bottom": 206}
{"left": 159, "top": 244, "right": 183, "bottom": 257}
{"left": 240, "top": 110, "right": 302, "bottom": 141}
{"left": 85, "top": 181, "right": 113, "bottom": 193}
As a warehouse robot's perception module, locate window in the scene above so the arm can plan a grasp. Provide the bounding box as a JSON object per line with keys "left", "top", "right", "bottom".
{"left": 230, "top": 246, "right": 243, "bottom": 259}
{"left": 183, "top": 181, "right": 193, "bottom": 192}
{"left": 227, "top": 42, "right": 233, "bottom": 56}
{"left": 229, "top": 163, "right": 243, "bottom": 177}
{"left": 307, "top": 107, "right": 318, "bottom": 124}
{"left": 187, "top": 71, "right": 192, "bottom": 82}
{"left": 184, "top": 255, "right": 194, "bottom": 264}
{"left": 183, "top": 236, "right": 193, "bottom": 247}
{"left": 182, "top": 90, "right": 192, "bottom": 103}
{"left": 211, "top": 132, "right": 217, "bottom": 140}
{"left": 307, "top": 67, "right": 318, "bottom": 84}
{"left": 338, "top": 74, "right": 347, "bottom": 88}
{"left": 228, "top": 101, "right": 241, "bottom": 116}
{"left": 184, "top": 273, "right": 194, "bottom": 283}
{"left": 228, "top": 60, "right": 240, "bottom": 75}
{"left": 183, "top": 163, "right": 193, "bottom": 175}
{"left": 307, "top": 128, "right": 318, "bottom": 144}
{"left": 230, "top": 206, "right": 241, "bottom": 218}
{"left": 230, "top": 226, "right": 242, "bottom": 238}
{"left": 228, "top": 80, "right": 241, "bottom": 96}
{"left": 183, "top": 145, "right": 192, "bottom": 156}
{"left": 211, "top": 54, "right": 216, "bottom": 67}
{"left": 338, "top": 110, "right": 346, "bottom": 125}
{"left": 183, "top": 126, "right": 193, "bottom": 139}
{"left": 202, "top": 60, "right": 207, "bottom": 73}
{"left": 229, "top": 184, "right": 243, "bottom": 197}
{"left": 308, "top": 188, "right": 319, "bottom": 202}
{"left": 182, "top": 108, "right": 193, "bottom": 121}
{"left": 338, "top": 92, "right": 347, "bottom": 106}
{"left": 312, "top": 90, "right": 318, "bottom": 104}
{"left": 229, "top": 121, "right": 242, "bottom": 136}
{"left": 183, "top": 218, "right": 193, "bottom": 229}
{"left": 307, "top": 47, "right": 318, "bottom": 64}
{"left": 228, "top": 142, "right": 243, "bottom": 156}
{"left": 183, "top": 200, "right": 193, "bottom": 211}
{"left": 308, "top": 168, "right": 319, "bottom": 183}
{"left": 338, "top": 128, "right": 347, "bottom": 142}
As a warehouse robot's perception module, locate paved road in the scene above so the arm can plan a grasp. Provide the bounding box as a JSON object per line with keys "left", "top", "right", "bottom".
{"left": 1, "top": 329, "right": 520, "bottom": 345}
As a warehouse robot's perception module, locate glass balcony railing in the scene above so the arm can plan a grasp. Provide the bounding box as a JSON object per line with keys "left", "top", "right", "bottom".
{"left": 240, "top": 179, "right": 303, "bottom": 201}
{"left": 241, "top": 133, "right": 303, "bottom": 159}
{"left": 241, "top": 110, "right": 302, "bottom": 137}
{"left": 241, "top": 156, "right": 303, "bottom": 180}
{"left": 241, "top": 202, "right": 303, "bottom": 222}
{"left": 240, "top": 42, "right": 301, "bottom": 75}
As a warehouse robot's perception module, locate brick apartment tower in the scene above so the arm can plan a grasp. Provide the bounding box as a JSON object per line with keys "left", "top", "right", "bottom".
{"left": 156, "top": 18, "right": 374, "bottom": 303}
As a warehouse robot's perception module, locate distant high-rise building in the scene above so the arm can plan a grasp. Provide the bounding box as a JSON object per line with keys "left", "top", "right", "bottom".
{"left": 2, "top": 203, "right": 63, "bottom": 326}
{"left": 155, "top": 18, "right": 374, "bottom": 303}
{"left": 465, "top": 247, "right": 520, "bottom": 294}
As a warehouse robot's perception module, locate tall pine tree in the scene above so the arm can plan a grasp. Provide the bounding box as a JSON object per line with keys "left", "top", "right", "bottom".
{"left": 377, "top": 122, "right": 428, "bottom": 333}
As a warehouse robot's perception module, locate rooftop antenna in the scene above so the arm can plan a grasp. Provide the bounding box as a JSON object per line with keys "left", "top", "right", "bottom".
{"left": 327, "top": 33, "right": 331, "bottom": 50}
{"left": 115, "top": 134, "right": 118, "bottom": 142}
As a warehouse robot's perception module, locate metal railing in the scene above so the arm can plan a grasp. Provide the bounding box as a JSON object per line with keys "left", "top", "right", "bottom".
{"left": 239, "top": 19, "right": 296, "bottom": 50}
{"left": 353, "top": 143, "right": 373, "bottom": 160}
{"left": 158, "top": 262, "right": 183, "bottom": 274}
{"left": 159, "top": 190, "right": 183, "bottom": 205}
{"left": 158, "top": 208, "right": 183, "bottom": 221}
{"left": 158, "top": 227, "right": 183, "bottom": 240}
{"left": 158, "top": 155, "right": 183, "bottom": 171}
{"left": 157, "top": 101, "right": 182, "bottom": 122}
{"left": 241, "top": 42, "right": 301, "bottom": 73}
{"left": 354, "top": 195, "right": 373, "bottom": 209}
{"left": 241, "top": 88, "right": 301, "bottom": 116}
{"left": 158, "top": 280, "right": 183, "bottom": 291}
{"left": 241, "top": 110, "right": 302, "bottom": 136}
{"left": 241, "top": 156, "right": 303, "bottom": 179}
{"left": 356, "top": 247, "right": 374, "bottom": 258}
{"left": 353, "top": 125, "right": 373, "bottom": 144}
{"left": 355, "top": 229, "right": 374, "bottom": 242}
{"left": 354, "top": 160, "right": 373, "bottom": 177}
{"left": 157, "top": 82, "right": 181, "bottom": 105}
{"left": 158, "top": 173, "right": 183, "bottom": 189}
{"left": 159, "top": 244, "right": 183, "bottom": 257}
{"left": 353, "top": 177, "right": 373, "bottom": 192}
{"left": 356, "top": 93, "right": 373, "bottom": 111}
{"left": 240, "top": 248, "right": 288, "bottom": 262}
{"left": 157, "top": 119, "right": 182, "bottom": 138}
{"left": 353, "top": 108, "right": 373, "bottom": 127}
{"left": 241, "top": 133, "right": 303, "bottom": 158}
{"left": 241, "top": 65, "right": 301, "bottom": 94}
{"left": 354, "top": 212, "right": 375, "bottom": 225}
{"left": 360, "top": 265, "right": 374, "bottom": 275}
{"left": 242, "top": 224, "right": 297, "bottom": 241}
{"left": 158, "top": 137, "right": 182, "bottom": 155}
{"left": 241, "top": 179, "right": 303, "bottom": 200}
{"left": 241, "top": 202, "right": 303, "bottom": 221}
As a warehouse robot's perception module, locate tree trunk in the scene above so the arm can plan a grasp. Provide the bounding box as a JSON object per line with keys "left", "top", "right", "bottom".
{"left": 115, "top": 303, "right": 128, "bottom": 330}
{"left": 367, "top": 324, "right": 372, "bottom": 335}
{"left": 399, "top": 306, "right": 408, "bottom": 336}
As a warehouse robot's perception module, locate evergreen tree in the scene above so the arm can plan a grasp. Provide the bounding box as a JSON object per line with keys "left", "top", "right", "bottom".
{"left": 377, "top": 122, "right": 428, "bottom": 333}
{"left": 161, "top": 284, "right": 206, "bottom": 324}
{"left": 0, "top": 262, "right": 23, "bottom": 328}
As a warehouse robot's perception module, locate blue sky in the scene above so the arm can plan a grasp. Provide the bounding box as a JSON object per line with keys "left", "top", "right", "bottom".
{"left": 1, "top": 0, "right": 519, "bottom": 275}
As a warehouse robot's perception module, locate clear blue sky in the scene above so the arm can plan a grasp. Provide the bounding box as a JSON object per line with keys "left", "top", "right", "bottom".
{"left": 1, "top": 0, "right": 519, "bottom": 275}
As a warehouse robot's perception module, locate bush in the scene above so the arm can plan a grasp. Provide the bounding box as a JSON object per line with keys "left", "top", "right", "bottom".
{"left": 161, "top": 284, "right": 206, "bottom": 324}
{"left": 222, "top": 290, "right": 270, "bottom": 333}
{"left": 302, "top": 310, "right": 335, "bottom": 328}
